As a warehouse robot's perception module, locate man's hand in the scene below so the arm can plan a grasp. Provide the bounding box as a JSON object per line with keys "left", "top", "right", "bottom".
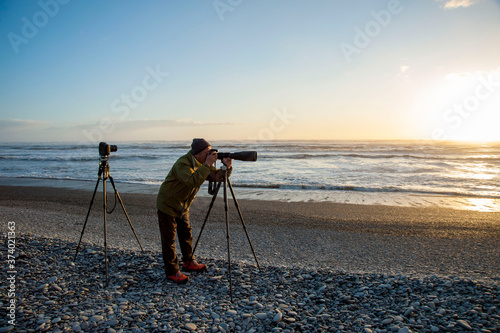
{"left": 205, "top": 151, "right": 218, "bottom": 167}
{"left": 222, "top": 157, "right": 232, "bottom": 169}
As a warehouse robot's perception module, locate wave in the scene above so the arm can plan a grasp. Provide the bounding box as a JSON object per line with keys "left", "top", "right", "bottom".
{"left": 0, "top": 155, "right": 97, "bottom": 162}
{"left": 4, "top": 175, "right": 498, "bottom": 199}
{"left": 257, "top": 153, "right": 500, "bottom": 163}
{"left": 0, "top": 154, "right": 170, "bottom": 162}
{"left": 0, "top": 145, "right": 92, "bottom": 151}
{"left": 230, "top": 182, "right": 500, "bottom": 199}
{"left": 2, "top": 153, "right": 498, "bottom": 165}
{"left": 2, "top": 141, "right": 499, "bottom": 207}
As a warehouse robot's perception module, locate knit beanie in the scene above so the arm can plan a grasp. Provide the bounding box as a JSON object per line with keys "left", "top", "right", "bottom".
{"left": 191, "top": 138, "right": 211, "bottom": 155}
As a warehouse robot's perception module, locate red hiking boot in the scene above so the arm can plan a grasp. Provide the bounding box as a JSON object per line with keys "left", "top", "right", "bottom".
{"left": 182, "top": 259, "right": 207, "bottom": 272}
{"left": 167, "top": 271, "right": 189, "bottom": 284}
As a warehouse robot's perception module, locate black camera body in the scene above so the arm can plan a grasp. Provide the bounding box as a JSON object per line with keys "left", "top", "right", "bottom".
{"left": 99, "top": 142, "right": 118, "bottom": 157}
{"left": 210, "top": 149, "right": 257, "bottom": 162}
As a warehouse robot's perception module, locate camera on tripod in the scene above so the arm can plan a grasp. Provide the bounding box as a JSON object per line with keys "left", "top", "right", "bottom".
{"left": 210, "top": 149, "right": 257, "bottom": 162}
{"left": 207, "top": 149, "right": 257, "bottom": 195}
{"left": 99, "top": 142, "right": 118, "bottom": 157}
{"left": 75, "top": 141, "right": 144, "bottom": 286}
{"left": 193, "top": 148, "right": 261, "bottom": 302}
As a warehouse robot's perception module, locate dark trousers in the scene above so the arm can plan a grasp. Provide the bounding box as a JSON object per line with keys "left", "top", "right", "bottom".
{"left": 157, "top": 210, "right": 194, "bottom": 276}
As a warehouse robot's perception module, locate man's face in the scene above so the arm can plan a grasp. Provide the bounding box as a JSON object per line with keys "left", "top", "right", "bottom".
{"left": 196, "top": 146, "right": 211, "bottom": 164}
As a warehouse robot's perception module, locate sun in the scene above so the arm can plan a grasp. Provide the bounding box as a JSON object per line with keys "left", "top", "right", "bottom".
{"left": 418, "top": 69, "right": 500, "bottom": 142}
{"left": 447, "top": 125, "right": 500, "bottom": 142}
{"left": 444, "top": 98, "right": 500, "bottom": 142}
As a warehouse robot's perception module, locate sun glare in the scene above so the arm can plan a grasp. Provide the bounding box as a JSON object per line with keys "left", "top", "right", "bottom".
{"left": 448, "top": 104, "right": 500, "bottom": 142}
{"left": 460, "top": 198, "right": 500, "bottom": 212}
{"left": 447, "top": 133, "right": 500, "bottom": 143}
{"left": 419, "top": 70, "right": 500, "bottom": 142}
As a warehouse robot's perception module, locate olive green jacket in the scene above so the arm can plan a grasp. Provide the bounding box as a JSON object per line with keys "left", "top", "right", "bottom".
{"left": 156, "top": 150, "right": 231, "bottom": 217}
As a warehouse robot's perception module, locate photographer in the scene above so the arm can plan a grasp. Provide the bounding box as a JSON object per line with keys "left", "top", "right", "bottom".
{"left": 156, "top": 138, "right": 232, "bottom": 284}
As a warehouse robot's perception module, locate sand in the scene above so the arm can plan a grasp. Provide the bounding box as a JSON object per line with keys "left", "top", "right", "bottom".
{"left": 1, "top": 184, "right": 499, "bottom": 282}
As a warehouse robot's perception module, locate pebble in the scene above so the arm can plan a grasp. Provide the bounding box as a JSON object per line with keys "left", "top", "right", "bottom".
{"left": 108, "top": 319, "right": 119, "bottom": 326}
{"left": 71, "top": 323, "right": 81, "bottom": 332}
{"left": 6, "top": 235, "right": 500, "bottom": 333}
{"left": 457, "top": 319, "right": 473, "bottom": 330}
{"left": 131, "top": 311, "right": 146, "bottom": 316}
{"left": 0, "top": 327, "right": 14, "bottom": 333}
{"left": 227, "top": 309, "right": 237, "bottom": 316}
{"left": 256, "top": 313, "right": 268, "bottom": 320}
{"left": 185, "top": 323, "right": 197, "bottom": 331}
{"left": 273, "top": 311, "right": 282, "bottom": 322}
{"left": 219, "top": 323, "right": 228, "bottom": 331}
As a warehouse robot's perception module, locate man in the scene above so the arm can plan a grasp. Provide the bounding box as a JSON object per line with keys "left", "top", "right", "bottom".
{"left": 156, "top": 138, "right": 232, "bottom": 284}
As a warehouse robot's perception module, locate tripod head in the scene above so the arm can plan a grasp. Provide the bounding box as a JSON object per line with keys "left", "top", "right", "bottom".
{"left": 98, "top": 155, "right": 110, "bottom": 180}
{"left": 97, "top": 142, "right": 118, "bottom": 180}
{"left": 207, "top": 164, "right": 229, "bottom": 195}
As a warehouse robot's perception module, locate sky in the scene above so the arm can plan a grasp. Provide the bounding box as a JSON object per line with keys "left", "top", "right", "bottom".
{"left": 1, "top": 0, "right": 500, "bottom": 143}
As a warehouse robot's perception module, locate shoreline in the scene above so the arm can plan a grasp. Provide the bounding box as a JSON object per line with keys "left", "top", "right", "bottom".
{"left": 0, "top": 176, "right": 499, "bottom": 212}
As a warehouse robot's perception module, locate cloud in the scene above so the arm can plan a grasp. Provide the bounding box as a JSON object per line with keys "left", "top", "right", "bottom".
{"left": 0, "top": 117, "right": 243, "bottom": 142}
{"left": 49, "top": 118, "right": 238, "bottom": 132}
{"left": 0, "top": 118, "right": 49, "bottom": 130}
{"left": 445, "top": 67, "right": 500, "bottom": 80}
{"left": 116, "top": 118, "right": 238, "bottom": 130}
{"left": 437, "top": 0, "right": 481, "bottom": 9}
{"left": 396, "top": 65, "right": 411, "bottom": 79}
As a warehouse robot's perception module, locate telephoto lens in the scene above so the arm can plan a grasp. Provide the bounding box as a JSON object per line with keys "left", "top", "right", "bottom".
{"left": 217, "top": 151, "right": 257, "bottom": 162}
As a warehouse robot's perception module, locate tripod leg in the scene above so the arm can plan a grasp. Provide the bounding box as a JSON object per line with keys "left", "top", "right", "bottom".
{"left": 191, "top": 182, "right": 221, "bottom": 261}
{"left": 103, "top": 178, "right": 109, "bottom": 286}
{"left": 227, "top": 178, "right": 261, "bottom": 272}
{"left": 108, "top": 176, "right": 144, "bottom": 253}
{"left": 74, "top": 177, "right": 100, "bottom": 261}
{"left": 223, "top": 177, "right": 233, "bottom": 302}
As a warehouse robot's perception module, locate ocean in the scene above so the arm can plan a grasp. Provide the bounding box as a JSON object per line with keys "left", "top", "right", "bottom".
{"left": 0, "top": 141, "right": 499, "bottom": 212}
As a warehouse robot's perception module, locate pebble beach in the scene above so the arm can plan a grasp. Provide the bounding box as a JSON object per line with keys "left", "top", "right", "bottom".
{"left": 1, "top": 184, "right": 500, "bottom": 332}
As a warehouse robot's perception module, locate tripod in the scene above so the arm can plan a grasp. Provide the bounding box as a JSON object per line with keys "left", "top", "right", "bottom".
{"left": 74, "top": 155, "right": 144, "bottom": 286}
{"left": 191, "top": 165, "right": 261, "bottom": 302}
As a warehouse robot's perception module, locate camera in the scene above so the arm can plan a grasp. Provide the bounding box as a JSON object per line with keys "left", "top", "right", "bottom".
{"left": 99, "top": 142, "right": 118, "bottom": 157}
{"left": 210, "top": 149, "right": 257, "bottom": 162}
